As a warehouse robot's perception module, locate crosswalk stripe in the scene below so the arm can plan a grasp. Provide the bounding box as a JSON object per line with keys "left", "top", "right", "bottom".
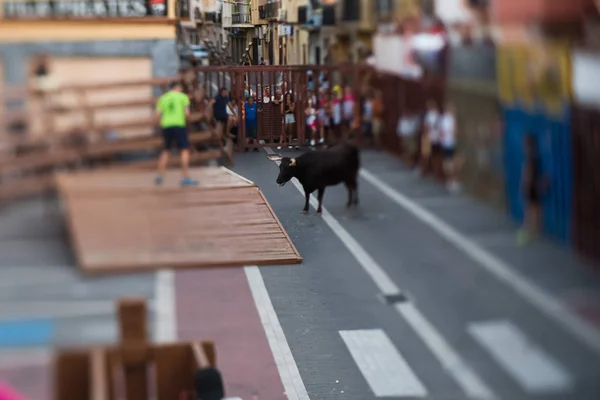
{"left": 340, "top": 329, "right": 428, "bottom": 397}
{"left": 468, "top": 320, "right": 574, "bottom": 394}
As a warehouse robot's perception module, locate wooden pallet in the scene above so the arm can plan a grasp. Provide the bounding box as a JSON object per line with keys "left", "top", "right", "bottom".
{"left": 54, "top": 299, "right": 216, "bottom": 400}
{"left": 56, "top": 166, "right": 302, "bottom": 274}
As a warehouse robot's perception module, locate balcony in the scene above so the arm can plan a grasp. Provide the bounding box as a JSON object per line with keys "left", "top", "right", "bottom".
{"left": 264, "top": 0, "right": 280, "bottom": 20}
{"left": 322, "top": 4, "right": 336, "bottom": 25}
{"left": 232, "top": 12, "right": 252, "bottom": 25}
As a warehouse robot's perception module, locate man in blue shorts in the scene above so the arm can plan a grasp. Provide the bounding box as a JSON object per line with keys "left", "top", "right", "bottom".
{"left": 155, "top": 81, "right": 198, "bottom": 186}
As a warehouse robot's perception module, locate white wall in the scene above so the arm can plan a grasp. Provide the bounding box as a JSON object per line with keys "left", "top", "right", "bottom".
{"left": 573, "top": 51, "right": 600, "bottom": 107}
{"left": 222, "top": 2, "right": 232, "bottom": 28}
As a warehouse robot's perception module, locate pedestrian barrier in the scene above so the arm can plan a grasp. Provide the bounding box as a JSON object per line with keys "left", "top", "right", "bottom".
{"left": 53, "top": 298, "right": 217, "bottom": 400}
{"left": 188, "top": 64, "right": 378, "bottom": 149}
{"left": 0, "top": 77, "right": 232, "bottom": 202}
{"left": 571, "top": 104, "right": 600, "bottom": 265}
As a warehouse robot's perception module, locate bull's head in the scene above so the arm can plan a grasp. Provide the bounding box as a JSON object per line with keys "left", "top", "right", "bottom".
{"left": 276, "top": 157, "right": 296, "bottom": 186}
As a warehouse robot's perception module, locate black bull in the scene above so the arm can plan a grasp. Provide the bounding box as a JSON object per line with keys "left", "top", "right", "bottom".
{"left": 275, "top": 142, "right": 360, "bottom": 214}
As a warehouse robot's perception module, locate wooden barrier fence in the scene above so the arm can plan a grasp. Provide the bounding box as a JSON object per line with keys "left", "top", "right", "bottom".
{"left": 0, "top": 76, "right": 233, "bottom": 202}
{"left": 54, "top": 298, "right": 217, "bottom": 400}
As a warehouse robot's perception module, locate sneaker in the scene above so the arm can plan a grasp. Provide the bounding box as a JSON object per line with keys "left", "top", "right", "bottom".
{"left": 277, "top": 146, "right": 282, "bottom": 150}
{"left": 154, "top": 176, "right": 163, "bottom": 186}
{"left": 310, "top": 139, "right": 316, "bottom": 146}
{"left": 180, "top": 177, "right": 199, "bottom": 186}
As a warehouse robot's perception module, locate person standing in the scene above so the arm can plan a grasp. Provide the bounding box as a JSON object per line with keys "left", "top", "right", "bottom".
{"left": 279, "top": 93, "right": 295, "bottom": 149}
{"left": 212, "top": 87, "right": 230, "bottom": 128}
{"left": 423, "top": 100, "right": 441, "bottom": 176}
{"left": 397, "top": 111, "right": 420, "bottom": 171}
{"left": 440, "top": 103, "right": 460, "bottom": 192}
{"left": 371, "top": 90, "right": 384, "bottom": 148}
{"left": 155, "top": 81, "right": 197, "bottom": 186}
{"left": 244, "top": 96, "right": 262, "bottom": 152}
{"left": 517, "top": 133, "right": 548, "bottom": 245}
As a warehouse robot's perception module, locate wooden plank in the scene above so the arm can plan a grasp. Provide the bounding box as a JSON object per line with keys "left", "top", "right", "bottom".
{"left": 53, "top": 349, "right": 92, "bottom": 400}
{"left": 154, "top": 343, "right": 196, "bottom": 400}
{"left": 58, "top": 167, "right": 302, "bottom": 274}
{"left": 117, "top": 299, "right": 150, "bottom": 400}
{"left": 113, "top": 149, "right": 224, "bottom": 171}
{"left": 90, "top": 348, "right": 110, "bottom": 400}
{"left": 56, "top": 166, "right": 253, "bottom": 194}
{"left": 0, "top": 149, "right": 81, "bottom": 174}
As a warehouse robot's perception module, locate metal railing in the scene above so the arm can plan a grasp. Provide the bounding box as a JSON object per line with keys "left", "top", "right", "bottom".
{"left": 188, "top": 64, "right": 446, "bottom": 153}
{"left": 232, "top": 12, "right": 252, "bottom": 25}
{"left": 264, "top": 1, "right": 279, "bottom": 19}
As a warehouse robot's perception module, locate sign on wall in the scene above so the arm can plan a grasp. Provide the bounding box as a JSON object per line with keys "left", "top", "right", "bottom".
{"left": 2, "top": 0, "right": 169, "bottom": 19}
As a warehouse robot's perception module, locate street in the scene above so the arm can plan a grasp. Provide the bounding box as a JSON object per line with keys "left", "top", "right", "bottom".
{"left": 1, "top": 149, "right": 600, "bottom": 399}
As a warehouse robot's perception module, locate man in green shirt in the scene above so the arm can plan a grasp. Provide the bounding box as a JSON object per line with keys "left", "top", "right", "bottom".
{"left": 155, "top": 81, "right": 197, "bottom": 186}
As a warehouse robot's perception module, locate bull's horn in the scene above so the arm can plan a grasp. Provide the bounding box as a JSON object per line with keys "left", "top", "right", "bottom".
{"left": 289, "top": 158, "right": 296, "bottom": 166}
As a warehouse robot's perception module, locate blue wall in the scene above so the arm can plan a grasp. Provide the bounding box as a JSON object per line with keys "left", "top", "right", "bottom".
{"left": 503, "top": 105, "right": 572, "bottom": 244}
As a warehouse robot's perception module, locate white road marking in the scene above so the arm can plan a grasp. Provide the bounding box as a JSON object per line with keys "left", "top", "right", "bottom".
{"left": 468, "top": 320, "right": 574, "bottom": 394}
{"left": 360, "top": 168, "right": 600, "bottom": 357}
{"left": 154, "top": 269, "right": 177, "bottom": 343}
{"left": 339, "top": 329, "right": 428, "bottom": 397}
{"left": 244, "top": 266, "right": 310, "bottom": 400}
{"left": 264, "top": 148, "right": 497, "bottom": 400}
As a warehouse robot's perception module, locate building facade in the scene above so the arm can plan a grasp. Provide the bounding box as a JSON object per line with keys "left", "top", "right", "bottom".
{"left": 222, "top": 0, "right": 254, "bottom": 63}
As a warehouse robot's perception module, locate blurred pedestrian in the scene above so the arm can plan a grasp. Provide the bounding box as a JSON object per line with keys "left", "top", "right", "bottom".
{"left": 305, "top": 99, "right": 319, "bottom": 147}
{"left": 440, "top": 103, "right": 460, "bottom": 193}
{"left": 397, "top": 111, "right": 420, "bottom": 171}
{"left": 212, "top": 87, "right": 230, "bottom": 128}
{"left": 244, "top": 95, "right": 262, "bottom": 152}
{"left": 423, "top": 100, "right": 441, "bottom": 175}
{"left": 517, "top": 133, "right": 549, "bottom": 245}
{"left": 279, "top": 92, "right": 295, "bottom": 149}
{"left": 372, "top": 90, "right": 384, "bottom": 148}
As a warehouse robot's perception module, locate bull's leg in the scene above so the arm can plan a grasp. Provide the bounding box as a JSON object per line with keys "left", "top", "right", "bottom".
{"left": 316, "top": 187, "right": 325, "bottom": 215}
{"left": 352, "top": 178, "right": 359, "bottom": 205}
{"left": 302, "top": 187, "right": 310, "bottom": 214}
{"left": 344, "top": 182, "right": 353, "bottom": 208}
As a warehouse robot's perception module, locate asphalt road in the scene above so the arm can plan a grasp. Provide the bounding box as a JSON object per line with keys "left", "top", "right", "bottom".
{"left": 1, "top": 148, "right": 599, "bottom": 400}
{"left": 231, "top": 148, "right": 600, "bottom": 400}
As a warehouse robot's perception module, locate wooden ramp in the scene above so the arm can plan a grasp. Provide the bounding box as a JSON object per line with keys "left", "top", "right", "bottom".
{"left": 56, "top": 167, "right": 302, "bottom": 274}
